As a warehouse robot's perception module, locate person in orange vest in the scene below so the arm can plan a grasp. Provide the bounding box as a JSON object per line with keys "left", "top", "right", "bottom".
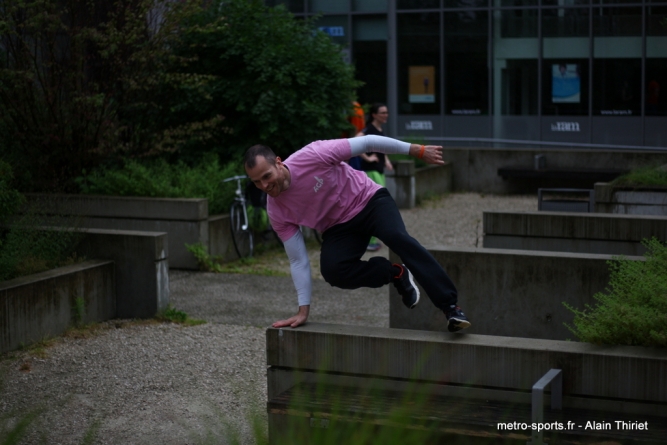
{"left": 346, "top": 101, "right": 365, "bottom": 170}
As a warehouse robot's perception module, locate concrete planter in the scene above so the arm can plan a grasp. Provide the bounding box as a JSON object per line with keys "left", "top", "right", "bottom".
{"left": 267, "top": 323, "right": 667, "bottom": 444}
{"left": 25, "top": 194, "right": 207, "bottom": 269}
{"left": 483, "top": 210, "right": 667, "bottom": 256}
{"left": 0, "top": 260, "right": 116, "bottom": 354}
{"left": 595, "top": 182, "right": 667, "bottom": 215}
{"left": 389, "top": 247, "right": 644, "bottom": 341}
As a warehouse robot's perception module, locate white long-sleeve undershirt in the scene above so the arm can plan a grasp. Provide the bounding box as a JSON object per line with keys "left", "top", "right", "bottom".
{"left": 348, "top": 135, "right": 411, "bottom": 157}
{"left": 283, "top": 229, "right": 312, "bottom": 306}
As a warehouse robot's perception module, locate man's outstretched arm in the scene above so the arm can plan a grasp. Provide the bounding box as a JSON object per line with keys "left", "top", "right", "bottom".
{"left": 348, "top": 135, "right": 444, "bottom": 166}
{"left": 272, "top": 229, "right": 311, "bottom": 328}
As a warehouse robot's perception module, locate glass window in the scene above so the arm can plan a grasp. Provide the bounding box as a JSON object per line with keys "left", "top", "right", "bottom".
{"left": 499, "top": 7, "right": 538, "bottom": 38}
{"left": 265, "top": 0, "right": 304, "bottom": 13}
{"left": 308, "top": 0, "right": 347, "bottom": 14}
{"left": 353, "top": 16, "right": 388, "bottom": 106}
{"left": 397, "top": 0, "right": 439, "bottom": 9}
{"left": 647, "top": 5, "right": 667, "bottom": 37}
{"left": 542, "top": 59, "right": 589, "bottom": 116}
{"left": 353, "top": 0, "right": 388, "bottom": 12}
{"left": 593, "top": 7, "right": 642, "bottom": 37}
{"left": 444, "top": 10, "right": 489, "bottom": 115}
{"left": 543, "top": 7, "right": 590, "bottom": 37}
{"left": 397, "top": 13, "right": 440, "bottom": 114}
{"left": 646, "top": 59, "right": 667, "bottom": 116}
{"left": 313, "top": 16, "right": 348, "bottom": 47}
{"left": 501, "top": 60, "right": 538, "bottom": 115}
{"left": 593, "top": 59, "right": 641, "bottom": 116}
{"left": 443, "top": 0, "right": 487, "bottom": 8}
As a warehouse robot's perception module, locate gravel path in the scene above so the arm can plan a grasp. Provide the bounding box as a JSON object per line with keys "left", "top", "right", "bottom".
{"left": 0, "top": 192, "right": 536, "bottom": 445}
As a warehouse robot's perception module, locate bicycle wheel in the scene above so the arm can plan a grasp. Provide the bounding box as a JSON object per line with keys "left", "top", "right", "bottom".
{"left": 230, "top": 201, "right": 254, "bottom": 258}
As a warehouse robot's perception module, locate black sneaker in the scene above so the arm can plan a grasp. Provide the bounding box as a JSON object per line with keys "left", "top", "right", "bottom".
{"left": 392, "top": 264, "right": 420, "bottom": 309}
{"left": 445, "top": 306, "right": 471, "bottom": 332}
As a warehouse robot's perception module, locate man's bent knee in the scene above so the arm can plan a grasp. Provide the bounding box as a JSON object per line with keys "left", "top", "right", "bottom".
{"left": 321, "top": 263, "right": 355, "bottom": 289}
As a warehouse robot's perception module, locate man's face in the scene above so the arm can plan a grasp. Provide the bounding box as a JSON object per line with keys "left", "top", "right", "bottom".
{"left": 245, "top": 155, "right": 286, "bottom": 198}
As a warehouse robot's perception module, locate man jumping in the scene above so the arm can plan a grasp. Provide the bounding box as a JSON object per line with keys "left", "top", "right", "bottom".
{"left": 243, "top": 135, "right": 470, "bottom": 332}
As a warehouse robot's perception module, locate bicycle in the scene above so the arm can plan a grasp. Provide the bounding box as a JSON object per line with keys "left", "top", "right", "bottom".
{"left": 223, "top": 175, "right": 254, "bottom": 258}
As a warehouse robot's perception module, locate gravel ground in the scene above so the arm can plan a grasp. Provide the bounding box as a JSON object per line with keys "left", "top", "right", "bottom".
{"left": 0, "top": 192, "right": 536, "bottom": 445}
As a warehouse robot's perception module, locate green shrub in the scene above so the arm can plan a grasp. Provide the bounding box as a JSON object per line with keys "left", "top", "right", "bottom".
{"left": 76, "top": 155, "right": 240, "bottom": 215}
{"left": 153, "top": 0, "right": 362, "bottom": 161}
{"left": 1, "top": 161, "right": 84, "bottom": 281}
{"left": 611, "top": 165, "right": 667, "bottom": 187}
{"left": 564, "top": 237, "right": 667, "bottom": 347}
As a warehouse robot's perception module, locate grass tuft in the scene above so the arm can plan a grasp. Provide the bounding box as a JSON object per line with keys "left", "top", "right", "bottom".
{"left": 156, "top": 305, "right": 206, "bottom": 327}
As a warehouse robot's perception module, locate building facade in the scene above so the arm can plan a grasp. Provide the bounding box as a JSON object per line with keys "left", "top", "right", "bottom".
{"left": 265, "top": 0, "right": 666, "bottom": 149}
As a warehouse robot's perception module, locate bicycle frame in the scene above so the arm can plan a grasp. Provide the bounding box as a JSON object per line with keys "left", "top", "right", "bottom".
{"left": 223, "top": 175, "right": 250, "bottom": 231}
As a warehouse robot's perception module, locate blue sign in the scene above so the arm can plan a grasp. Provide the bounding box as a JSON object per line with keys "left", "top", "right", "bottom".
{"left": 319, "top": 26, "right": 345, "bottom": 37}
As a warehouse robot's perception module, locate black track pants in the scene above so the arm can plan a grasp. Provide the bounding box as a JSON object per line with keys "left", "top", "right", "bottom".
{"left": 319, "top": 188, "right": 457, "bottom": 311}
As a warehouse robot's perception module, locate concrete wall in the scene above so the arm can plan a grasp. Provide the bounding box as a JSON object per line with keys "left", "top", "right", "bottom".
{"left": 483, "top": 211, "right": 667, "bottom": 256}
{"left": 0, "top": 260, "right": 115, "bottom": 354}
{"left": 25, "top": 194, "right": 207, "bottom": 269}
{"left": 267, "top": 323, "right": 667, "bottom": 413}
{"left": 595, "top": 183, "right": 667, "bottom": 215}
{"left": 441, "top": 147, "right": 667, "bottom": 193}
{"left": 386, "top": 162, "right": 452, "bottom": 209}
{"left": 208, "top": 214, "right": 237, "bottom": 261}
{"left": 389, "top": 247, "right": 643, "bottom": 341}
{"left": 73, "top": 228, "right": 169, "bottom": 319}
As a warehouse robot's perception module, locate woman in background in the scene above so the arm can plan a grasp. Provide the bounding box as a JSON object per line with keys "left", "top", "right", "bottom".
{"left": 355, "top": 103, "right": 393, "bottom": 252}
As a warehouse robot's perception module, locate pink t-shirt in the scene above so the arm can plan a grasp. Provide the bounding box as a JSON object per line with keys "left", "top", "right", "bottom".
{"left": 268, "top": 139, "right": 382, "bottom": 241}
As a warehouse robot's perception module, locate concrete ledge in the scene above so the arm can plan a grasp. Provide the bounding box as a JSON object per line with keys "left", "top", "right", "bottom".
{"left": 440, "top": 147, "right": 667, "bottom": 193}
{"left": 595, "top": 183, "right": 667, "bottom": 215}
{"left": 1, "top": 260, "right": 115, "bottom": 354}
{"left": 389, "top": 247, "right": 643, "bottom": 340}
{"left": 25, "top": 193, "right": 208, "bottom": 221}
{"left": 267, "top": 323, "right": 667, "bottom": 407}
{"left": 483, "top": 211, "right": 667, "bottom": 255}
{"left": 24, "top": 194, "right": 207, "bottom": 269}
{"left": 72, "top": 228, "right": 169, "bottom": 319}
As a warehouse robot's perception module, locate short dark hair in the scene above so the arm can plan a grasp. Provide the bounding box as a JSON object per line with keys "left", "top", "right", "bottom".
{"left": 244, "top": 144, "right": 277, "bottom": 169}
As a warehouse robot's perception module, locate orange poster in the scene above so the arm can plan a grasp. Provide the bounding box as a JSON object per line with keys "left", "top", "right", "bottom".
{"left": 409, "top": 66, "right": 435, "bottom": 103}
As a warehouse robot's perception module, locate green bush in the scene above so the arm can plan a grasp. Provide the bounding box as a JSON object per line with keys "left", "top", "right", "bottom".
{"left": 611, "top": 165, "right": 667, "bottom": 187}
{"left": 0, "top": 219, "right": 84, "bottom": 282}
{"left": 564, "top": 238, "right": 667, "bottom": 347}
{"left": 153, "top": 0, "right": 362, "bottom": 161}
{"left": 76, "top": 155, "right": 241, "bottom": 215}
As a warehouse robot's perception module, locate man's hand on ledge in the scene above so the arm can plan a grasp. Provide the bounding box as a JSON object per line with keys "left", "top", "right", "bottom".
{"left": 272, "top": 305, "right": 310, "bottom": 328}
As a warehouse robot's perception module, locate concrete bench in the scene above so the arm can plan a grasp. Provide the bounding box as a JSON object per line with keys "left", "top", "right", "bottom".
{"left": 389, "top": 247, "right": 643, "bottom": 341}
{"left": 483, "top": 210, "right": 667, "bottom": 256}
{"left": 266, "top": 323, "right": 667, "bottom": 445}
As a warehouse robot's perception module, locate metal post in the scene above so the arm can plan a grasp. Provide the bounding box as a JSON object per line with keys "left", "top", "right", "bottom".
{"left": 527, "top": 368, "right": 563, "bottom": 445}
